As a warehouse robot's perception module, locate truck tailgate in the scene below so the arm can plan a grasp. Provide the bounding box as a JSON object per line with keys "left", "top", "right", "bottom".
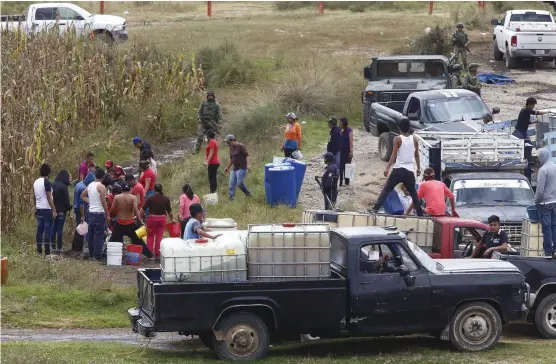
{"left": 515, "top": 32, "right": 556, "bottom": 50}
{"left": 135, "top": 268, "right": 347, "bottom": 334}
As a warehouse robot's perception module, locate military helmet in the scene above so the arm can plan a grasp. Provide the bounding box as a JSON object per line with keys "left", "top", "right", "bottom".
{"left": 468, "top": 63, "right": 479, "bottom": 70}
{"left": 452, "top": 64, "right": 463, "bottom": 72}
{"left": 207, "top": 90, "right": 215, "bottom": 96}
{"left": 456, "top": 23, "right": 464, "bottom": 28}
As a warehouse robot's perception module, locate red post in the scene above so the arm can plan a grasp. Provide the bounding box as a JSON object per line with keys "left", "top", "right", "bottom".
{"left": 207, "top": 1, "right": 212, "bottom": 17}
{"left": 100, "top": 1, "right": 104, "bottom": 15}
{"left": 319, "top": 1, "right": 324, "bottom": 15}
{"left": 429, "top": 1, "right": 434, "bottom": 15}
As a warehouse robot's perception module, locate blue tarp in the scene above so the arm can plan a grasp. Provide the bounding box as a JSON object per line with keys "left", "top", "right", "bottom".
{"left": 478, "top": 73, "right": 515, "bottom": 85}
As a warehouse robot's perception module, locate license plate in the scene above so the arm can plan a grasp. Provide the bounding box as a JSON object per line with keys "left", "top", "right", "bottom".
{"left": 535, "top": 50, "right": 545, "bottom": 55}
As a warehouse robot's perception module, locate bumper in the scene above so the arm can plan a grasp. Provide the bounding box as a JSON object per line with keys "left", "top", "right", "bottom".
{"left": 510, "top": 49, "right": 556, "bottom": 59}
{"left": 128, "top": 308, "right": 156, "bottom": 338}
{"left": 113, "top": 30, "right": 128, "bottom": 42}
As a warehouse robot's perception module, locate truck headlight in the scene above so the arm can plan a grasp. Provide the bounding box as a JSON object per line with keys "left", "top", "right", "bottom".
{"left": 112, "top": 24, "right": 125, "bottom": 31}
{"left": 381, "top": 93, "right": 390, "bottom": 102}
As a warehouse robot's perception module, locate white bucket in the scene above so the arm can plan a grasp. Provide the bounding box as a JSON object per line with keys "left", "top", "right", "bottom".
{"left": 345, "top": 163, "right": 355, "bottom": 180}
{"left": 107, "top": 242, "right": 123, "bottom": 266}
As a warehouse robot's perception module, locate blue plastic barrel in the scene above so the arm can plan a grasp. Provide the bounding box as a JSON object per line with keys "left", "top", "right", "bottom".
{"left": 268, "top": 165, "right": 297, "bottom": 207}
{"left": 384, "top": 190, "right": 404, "bottom": 215}
{"left": 264, "top": 162, "right": 291, "bottom": 204}
{"left": 282, "top": 158, "right": 306, "bottom": 202}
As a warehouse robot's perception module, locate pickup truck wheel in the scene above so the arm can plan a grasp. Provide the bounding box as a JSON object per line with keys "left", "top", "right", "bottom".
{"left": 505, "top": 46, "right": 518, "bottom": 69}
{"left": 493, "top": 40, "right": 503, "bottom": 61}
{"left": 363, "top": 103, "right": 371, "bottom": 132}
{"left": 213, "top": 312, "right": 270, "bottom": 361}
{"left": 378, "top": 132, "right": 393, "bottom": 162}
{"left": 534, "top": 293, "right": 556, "bottom": 339}
{"left": 449, "top": 302, "right": 502, "bottom": 352}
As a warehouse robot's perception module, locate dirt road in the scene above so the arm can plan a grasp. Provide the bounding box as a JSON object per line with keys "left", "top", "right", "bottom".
{"left": 299, "top": 42, "right": 556, "bottom": 212}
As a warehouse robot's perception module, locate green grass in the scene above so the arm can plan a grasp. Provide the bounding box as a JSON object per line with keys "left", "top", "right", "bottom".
{"left": 2, "top": 333, "right": 556, "bottom": 364}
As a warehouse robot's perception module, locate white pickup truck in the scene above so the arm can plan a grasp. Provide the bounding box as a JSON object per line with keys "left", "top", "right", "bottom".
{"left": 0, "top": 3, "right": 127, "bottom": 42}
{"left": 491, "top": 9, "right": 556, "bottom": 69}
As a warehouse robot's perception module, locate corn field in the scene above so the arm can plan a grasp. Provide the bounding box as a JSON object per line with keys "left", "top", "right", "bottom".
{"left": 1, "top": 29, "right": 205, "bottom": 231}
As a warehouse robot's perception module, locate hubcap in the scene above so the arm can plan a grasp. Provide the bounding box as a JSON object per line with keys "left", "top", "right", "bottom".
{"left": 460, "top": 314, "right": 490, "bottom": 344}
{"left": 546, "top": 305, "right": 556, "bottom": 332}
{"left": 225, "top": 324, "right": 259, "bottom": 357}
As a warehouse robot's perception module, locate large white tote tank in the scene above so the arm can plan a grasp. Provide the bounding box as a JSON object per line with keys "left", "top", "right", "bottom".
{"left": 160, "top": 231, "right": 248, "bottom": 283}
{"left": 203, "top": 218, "right": 238, "bottom": 232}
{"left": 247, "top": 223, "right": 330, "bottom": 281}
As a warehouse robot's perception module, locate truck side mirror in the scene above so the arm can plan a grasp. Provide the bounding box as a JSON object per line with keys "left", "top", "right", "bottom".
{"left": 364, "top": 66, "right": 371, "bottom": 80}
{"left": 399, "top": 265, "right": 410, "bottom": 277}
{"left": 492, "top": 107, "right": 500, "bottom": 115}
{"left": 76, "top": 15, "right": 85, "bottom": 21}
{"left": 490, "top": 19, "right": 500, "bottom": 26}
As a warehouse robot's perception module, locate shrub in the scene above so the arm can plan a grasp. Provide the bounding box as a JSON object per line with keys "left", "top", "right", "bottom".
{"left": 274, "top": 2, "right": 314, "bottom": 11}
{"left": 197, "top": 40, "right": 256, "bottom": 87}
{"left": 450, "top": 2, "right": 493, "bottom": 31}
{"left": 393, "top": 26, "right": 452, "bottom": 56}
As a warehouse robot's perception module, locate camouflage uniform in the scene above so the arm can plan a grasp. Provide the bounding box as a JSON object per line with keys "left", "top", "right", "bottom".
{"left": 452, "top": 27, "right": 469, "bottom": 69}
{"left": 451, "top": 72, "right": 463, "bottom": 88}
{"left": 461, "top": 64, "right": 482, "bottom": 96}
{"left": 195, "top": 99, "right": 222, "bottom": 153}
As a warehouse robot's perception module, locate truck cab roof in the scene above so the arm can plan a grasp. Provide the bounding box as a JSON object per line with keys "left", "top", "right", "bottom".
{"left": 408, "top": 89, "right": 478, "bottom": 101}
{"left": 371, "top": 55, "right": 450, "bottom": 63}
{"left": 433, "top": 216, "right": 488, "bottom": 228}
{"left": 445, "top": 172, "right": 530, "bottom": 181}
{"left": 332, "top": 226, "right": 405, "bottom": 242}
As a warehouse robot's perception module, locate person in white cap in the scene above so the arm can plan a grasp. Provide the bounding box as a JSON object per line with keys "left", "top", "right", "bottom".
{"left": 281, "top": 112, "right": 302, "bottom": 158}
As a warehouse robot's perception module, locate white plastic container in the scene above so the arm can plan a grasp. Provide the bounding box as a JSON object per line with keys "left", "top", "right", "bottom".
{"left": 203, "top": 218, "right": 238, "bottom": 231}
{"left": 160, "top": 231, "right": 247, "bottom": 283}
{"left": 302, "top": 210, "right": 339, "bottom": 228}
{"left": 247, "top": 223, "right": 330, "bottom": 281}
{"left": 106, "top": 242, "right": 123, "bottom": 266}
{"left": 521, "top": 219, "right": 543, "bottom": 251}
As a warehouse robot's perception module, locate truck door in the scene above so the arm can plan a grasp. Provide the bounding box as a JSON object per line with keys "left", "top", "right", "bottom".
{"left": 355, "top": 242, "right": 433, "bottom": 332}
{"left": 31, "top": 6, "right": 59, "bottom": 33}
{"left": 57, "top": 6, "right": 87, "bottom": 35}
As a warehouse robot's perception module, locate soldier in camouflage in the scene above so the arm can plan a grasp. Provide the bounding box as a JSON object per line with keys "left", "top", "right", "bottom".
{"left": 452, "top": 23, "right": 469, "bottom": 69}
{"left": 461, "top": 63, "right": 482, "bottom": 97}
{"left": 450, "top": 64, "right": 463, "bottom": 88}
{"left": 195, "top": 90, "right": 222, "bottom": 154}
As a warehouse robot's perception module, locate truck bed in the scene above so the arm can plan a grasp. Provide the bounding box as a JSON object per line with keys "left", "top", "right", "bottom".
{"left": 134, "top": 268, "right": 347, "bottom": 335}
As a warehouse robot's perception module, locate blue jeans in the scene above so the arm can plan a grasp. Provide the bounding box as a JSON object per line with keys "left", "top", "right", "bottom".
{"left": 229, "top": 169, "right": 251, "bottom": 201}
{"left": 87, "top": 212, "right": 106, "bottom": 260}
{"left": 50, "top": 212, "right": 66, "bottom": 251}
{"left": 538, "top": 203, "right": 556, "bottom": 256}
{"left": 36, "top": 209, "right": 53, "bottom": 255}
{"left": 512, "top": 129, "right": 535, "bottom": 147}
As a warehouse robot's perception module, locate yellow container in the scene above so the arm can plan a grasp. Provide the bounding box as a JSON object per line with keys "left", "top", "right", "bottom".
{"left": 136, "top": 226, "right": 147, "bottom": 239}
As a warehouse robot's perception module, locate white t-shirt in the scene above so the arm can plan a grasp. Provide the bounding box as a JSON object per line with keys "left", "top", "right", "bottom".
{"left": 149, "top": 158, "right": 157, "bottom": 175}
{"left": 87, "top": 181, "right": 104, "bottom": 213}
{"left": 393, "top": 135, "right": 415, "bottom": 173}
{"left": 33, "top": 177, "right": 52, "bottom": 210}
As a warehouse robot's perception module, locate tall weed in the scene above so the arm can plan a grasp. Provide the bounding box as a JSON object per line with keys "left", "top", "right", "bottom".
{"left": 393, "top": 26, "right": 452, "bottom": 56}
{"left": 197, "top": 40, "right": 256, "bottom": 87}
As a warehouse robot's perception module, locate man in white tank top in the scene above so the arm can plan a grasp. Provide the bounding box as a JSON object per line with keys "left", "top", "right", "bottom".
{"left": 370, "top": 118, "right": 424, "bottom": 216}
{"left": 81, "top": 168, "right": 110, "bottom": 261}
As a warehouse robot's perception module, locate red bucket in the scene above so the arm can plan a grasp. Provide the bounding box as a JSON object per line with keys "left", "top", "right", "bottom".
{"left": 166, "top": 222, "right": 181, "bottom": 238}
{"left": 126, "top": 244, "right": 143, "bottom": 266}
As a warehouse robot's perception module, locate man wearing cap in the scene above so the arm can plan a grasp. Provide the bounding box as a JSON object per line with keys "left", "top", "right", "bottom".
{"left": 195, "top": 90, "right": 223, "bottom": 154}
{"left": 452, "top": 23, "right": 469, "bottom": 69}
{"left": 109, "top": 183, "right": 153, "bottom": 259}
{"left": 223, "top": 135, "right": 252, "bottom": 201}
{"left": 322, "top": 152, "right": 340, "bottom": 210}
{"left": 132, "top": 137, "right": 154, "bottom": 165}
{"left": 281, "top": 112, "right": 302, "bottom": 158}
{"left": 405, "top": 167, "right": 458, "bottom": 217}
{"left": 105, "top": 160, "right": 126, "bottom": 181}
{"left": 450, "top": 64, "right": 463, "bottom": 88}
{"left": 327, "top": 117, "right": 342, "bottom": 167}
{"left": 461, "top": 64, "right": 482, "bottom": 96}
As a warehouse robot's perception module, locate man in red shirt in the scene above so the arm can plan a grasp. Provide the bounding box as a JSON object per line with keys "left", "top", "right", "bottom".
{"left": 105, "top": 160, "right": 126, "bottom": 181}
{"left": 125, "top": 174, "right": 145, "bottom": 210}
{"left": 405, "top": 168, "right": 459, "bottom": 217}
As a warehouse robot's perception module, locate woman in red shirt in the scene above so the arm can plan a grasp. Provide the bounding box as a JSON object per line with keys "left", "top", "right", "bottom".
{"left": 139, "top": 160, "right": 156, "bottom": 216}
{"left": 204, "top": 130, "right": 220, "bottom": 193}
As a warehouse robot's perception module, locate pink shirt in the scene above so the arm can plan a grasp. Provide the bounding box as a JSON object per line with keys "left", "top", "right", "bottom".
{"left": 179, "top": 194, "right": 200, "bottom": 220}
{"left": 79, "top": 161, "right": 88, "bottom": 179}
{"left": 417, "top": 180, "right": 454, "bottom": 216}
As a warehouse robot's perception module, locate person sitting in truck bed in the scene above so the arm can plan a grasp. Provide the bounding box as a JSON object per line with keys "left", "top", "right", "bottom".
{"left": 405, "top": 168, "right": 458, "bottom": 217}
{"left": 183, "top": 203, "right": 222, "bottom": 241}
{"left": 471, "top": 215, "right": 509, "bottom": 258}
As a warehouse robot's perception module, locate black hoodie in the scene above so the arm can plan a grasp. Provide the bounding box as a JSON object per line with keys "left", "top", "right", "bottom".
{"left": 52, "top": 170, "right": 72, "bottom": 214}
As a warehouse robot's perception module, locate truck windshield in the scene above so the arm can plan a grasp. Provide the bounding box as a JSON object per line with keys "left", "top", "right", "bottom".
{"left": 424, "top": 96, "right": 490, "bottom": 123}
{"left": 406, "top": 240, "right": 439, "bottom": 273}
{"left": 453, "top": 179, "right": 534, "bottom": 207}
{"left": 376, "top": 60, "right": 446, "bottom": 78}
{"left": 509, "top": 13, "right": 553, "bottom": 22}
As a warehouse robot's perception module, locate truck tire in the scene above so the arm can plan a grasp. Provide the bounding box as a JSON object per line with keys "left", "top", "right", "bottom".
{"left": 493, "top": 40, "right": 503, "bottom": 61}
{"left": 505, "top": 46, "right": 518, "bottom": 69}
{"left": 449, "top": 302, "right": 502, "bottom": 352}
{"left": 534, "top": 293, "right": 556, "bottom": 339}
{"left": 363, "top": 102, "right": 371, "bottom": 132}
{"left": 378, "top": 132, "right": 393, "bottom": 162}
{"left": 213, "top": 312, "right": 270, "bottom": 361}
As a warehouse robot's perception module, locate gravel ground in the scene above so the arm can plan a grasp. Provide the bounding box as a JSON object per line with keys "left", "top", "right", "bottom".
{"left": 299, "top": 43, "right": 556, "bottom": 212}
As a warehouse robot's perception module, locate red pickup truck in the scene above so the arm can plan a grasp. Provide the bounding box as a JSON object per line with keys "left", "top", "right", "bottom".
{"left": 427, "top": 217, "right": 489, "bottom": 259}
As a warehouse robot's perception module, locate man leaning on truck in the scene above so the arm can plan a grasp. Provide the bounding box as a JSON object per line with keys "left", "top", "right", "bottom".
{"left": 534, "top": 147, "right": 556, "bottom": 257}
{"left": 404, "top": 167, "right": 458, "bottom": 217}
